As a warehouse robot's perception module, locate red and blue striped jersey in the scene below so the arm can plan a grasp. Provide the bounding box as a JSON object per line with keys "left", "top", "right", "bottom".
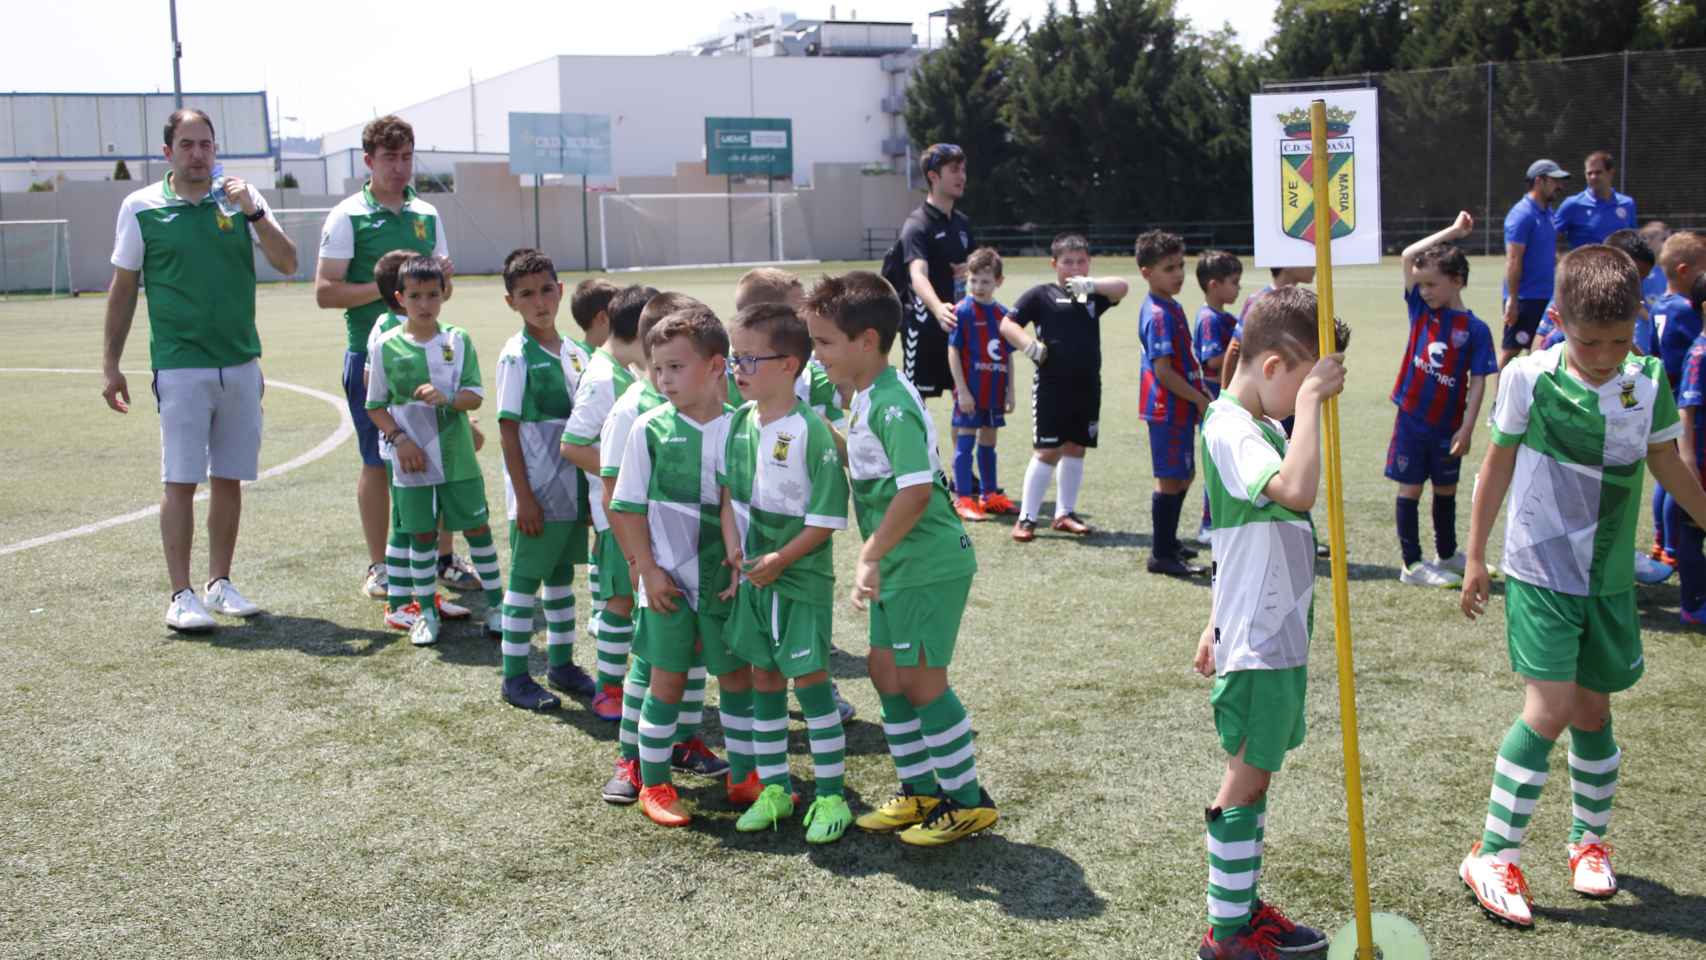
{"left": 1228, "top": 285, "right": 1273, "bottom": 346}
{"left": 1389, "top": 287, "right": 1497, "bottom": 431}
{"left": 1194, "top": 304, "right": 1236, "bottom": 397}
{"left": 1678, "top": 333, "right": 1706, "bottom": 470}
{"left": 947, "top": 297, "right": 1011, "bottom": 411}
{"left": 1139, "top": 293, "right": 1204, "bottom": 425}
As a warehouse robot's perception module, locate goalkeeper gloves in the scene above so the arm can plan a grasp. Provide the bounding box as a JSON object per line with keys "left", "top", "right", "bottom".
{"left": 1065, "top": 276, "right": 1097, "bottom": 300}
{"left": 1021, "top": 339, "right": 1048, "bottom": 365}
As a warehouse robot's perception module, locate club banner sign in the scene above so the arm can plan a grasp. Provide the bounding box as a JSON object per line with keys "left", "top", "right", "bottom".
{"left": 1250, "top": 89, "right": 1381, "bottom": 267}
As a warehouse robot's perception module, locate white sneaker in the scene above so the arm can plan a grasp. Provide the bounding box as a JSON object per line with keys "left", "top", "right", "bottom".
{"left": 1436, "top": 551, "right": 1467, "bottom": 575}
{"left": 166, "top": 589, "right": 216, "bottom": 632}
{"left": 385, "top": 602, "right": 421, "bottom": 632}
{"left": 485, "top": 606, "right": 503, "bottom": 637}
{"left": 363, "top": 563, "right": 388, "bottom": 599}
{"left": 1568, "top": 841, "right": 1618, "bottom": 898}
{"left": 436, "top": 595, "right": 472, "bottom": 620}
{"left": 1460, "top": 841, "right": 1533, "bottom": 926}
{"left": 1399, "top": 560, "right": 1462, "bottom": 588}
{"left": 205, "top": 578, "right": 261, "bottom": 617}
{"left": 410, "top": 611, "right": 441, "bottom": 647}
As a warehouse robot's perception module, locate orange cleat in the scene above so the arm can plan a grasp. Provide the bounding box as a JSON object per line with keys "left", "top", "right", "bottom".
{"left": 980, "top": 491, "right": 1018, "bottom": 516}
{"left": 727, "top": 770, "right": 763, "bottom": 807}
{"left": 1051, "top": 512, "right": 1091, "bottom": 535}
{"left": 955, "top": 496, "right": 988, "bottom": 522}
{"left": 1012, "top": 518, "right": 1037, "bottom": 542}
{"left": 639, "top": 783, "right": 691, "bottom": 827}
{"left": 590, "top": 685, "right": 623, "bottom": 721}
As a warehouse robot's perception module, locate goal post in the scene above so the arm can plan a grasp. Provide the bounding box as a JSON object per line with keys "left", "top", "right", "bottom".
{"left": 597, "top": 192, "right": 818, "bottom": 272}
{"left": 268, "top": 208, "right": 335, "bottom": 283}
{"left": 0, "top": 219, "right": 72, "bottom": 299}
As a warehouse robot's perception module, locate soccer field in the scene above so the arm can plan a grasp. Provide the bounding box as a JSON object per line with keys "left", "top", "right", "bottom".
{"left": 4, "top": 256, "right": 1704, "bottom": 960}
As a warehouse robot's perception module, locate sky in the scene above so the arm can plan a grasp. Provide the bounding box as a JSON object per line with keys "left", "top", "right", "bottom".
{"left": 9, "top": 0, "right": 1278, "bottom": 141}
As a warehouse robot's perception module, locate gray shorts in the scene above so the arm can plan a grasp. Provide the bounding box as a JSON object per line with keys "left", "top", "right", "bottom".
{"left": 152, "top": 360, "right": 263, "bottom": 484}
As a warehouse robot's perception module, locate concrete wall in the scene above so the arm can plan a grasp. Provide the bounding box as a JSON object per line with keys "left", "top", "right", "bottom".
{"left": 321, "top": 58, "right": 562, "bottom": 157}
{"left": 0, "top": 157, "right": 274, "bottom": 194}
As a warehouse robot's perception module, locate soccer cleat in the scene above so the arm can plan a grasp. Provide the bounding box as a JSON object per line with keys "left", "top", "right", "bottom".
{"left": 671, "top": 737, "right": 731, "bottom": 778}
{"left": 1399, "top": 560, "right": 1462, "bottom": 588}
{"left": 980, "top": 490, "right": 1018, "bottom": 516}
{"left": 435, "top": 595, "right": 471, "bottom": 620}
{"left": 727, "top": 770, "right": 763, "bottom": 808}
{"left": 485, "top": 607, "right": 503, "bottom": 637}
{"left": 546, "top": 663, "right": 599, "bottom": 698}
{"left": 601, "top": 758, "right": 641, "bottom": 805}
{"left": 1051, "top": 512, "right": 1090, "bottom": 535}
{"left": 638, "top": 783, "right": 691, "bottom": 827}
{"left": 1315, "top": 541, "right": 1331, "bottom": 558}
{"left": 1682, "top": 604, "right": 1706, "bottom": 627}
{"left": 384, "top": 602, "right": 421, "bottom": 631}
{"left": 165, "top": 589, "right": 216, "bottom": 633}
{"left": 1658, "top": 550, "right": 1678, "bottom": 567}
{"left": 955, "top": 495, "right": 989, "bottom": 522}
{"left": 832, "top": 681, "right": 857, "bottom": 723}
{"left": 898, "top": 788, "right": 999, "bottom": 846}
{"left": 1148, "top": 555, "right": 1208, "bottom": 578}
{"left": 590, "top": 685, "right": 623, "bottom": 721}
{"left": 1194, "top": 527, "right": 1215, "bottom": 548}
{"left": 1634, "top": 550, "right": 1674, "bottom": 585}
{"left": 362, "top": 562, "right": 388, "bottom": 599}
{"left": 409, "top": 610, "right": 441, "bottom": 647}
{"left": 1650, "top": 538, "right": 1668, "bottom": 562}
{"left": 736, "top": 783, "right": 796, "bottom": 832}
{"left": 1460, "top": 841, "right": 1534, "bottom": 927}
{"left": 438, "top": 553, "right": 481, "bottom": 591}
{"left": 803, "top": 794, "right": 854, "bottom": 845}
{"left": 1011, "top": 518, "right": 1038, "bottom": 543}
{"left": 1196, "top": 925, "right": 1281, "bottom": 960}
{"left": 204, "top": 578, "right": 261, "bottom": 617}
{"left": 855, "top": 785, "right": 942, "bottom": 833}
{"left": 1568, "top": 841, "right": 1618, "bottom": 898}
{"left": 1249, "top": 900, "right": 1328, "bottom": 955}
{"left": 1178, "top": 543, "right": 1200, "bottom": 560}
{"left": 501, "top": 675, "right": 561, "bottom": 711}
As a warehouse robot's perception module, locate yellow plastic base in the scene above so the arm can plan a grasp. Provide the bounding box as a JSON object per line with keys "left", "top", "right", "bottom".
{"left": 1326, "top": 913, "right": 1430, "bottom": 960}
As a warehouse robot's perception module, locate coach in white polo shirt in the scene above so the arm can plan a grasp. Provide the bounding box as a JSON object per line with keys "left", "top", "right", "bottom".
{"left": 101, "top": 108, "right": 299, "bottom": 632}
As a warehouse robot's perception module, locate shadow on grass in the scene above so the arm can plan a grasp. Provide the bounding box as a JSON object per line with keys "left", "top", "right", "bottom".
{"left": 203, "top": 614, "right": 399, "bottom": 657}
{"left": 1532, "top": 874, "right": 1706, "bottom": 943}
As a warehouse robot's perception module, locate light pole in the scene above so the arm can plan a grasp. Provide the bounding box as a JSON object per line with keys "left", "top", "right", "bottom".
{"left": 169, "top": 0, "right": 183, "bottom": 107}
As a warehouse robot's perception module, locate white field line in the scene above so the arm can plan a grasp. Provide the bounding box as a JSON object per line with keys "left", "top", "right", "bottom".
{"left": 0, "top": 368, "right": 352, "bottom": 557}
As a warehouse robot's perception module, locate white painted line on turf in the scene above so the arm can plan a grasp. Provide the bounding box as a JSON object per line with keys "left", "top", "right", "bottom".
{"left": 0, "top": 368, "right": 353, "bottom": 557}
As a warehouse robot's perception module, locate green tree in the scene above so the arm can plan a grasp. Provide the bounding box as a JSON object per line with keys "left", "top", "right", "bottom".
{"left": 902, "top": 0, "right": 1020, "bottom": 223}
{"left": 111, "top": 160, "right": 132, "bottom": 181}
{"left": 1266, "top": 0, "right": 1407, "bottom": 79}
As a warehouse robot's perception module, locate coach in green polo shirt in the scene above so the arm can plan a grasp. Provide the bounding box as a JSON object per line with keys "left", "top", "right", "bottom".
{"left": 101, "top": 107, "right": 299, "bottom": 632}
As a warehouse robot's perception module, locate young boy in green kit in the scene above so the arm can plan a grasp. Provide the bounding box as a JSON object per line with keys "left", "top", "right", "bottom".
{"left": 365, "top": 256, "right": 501, "bottom": 647}
{"left": 716, "top": 302, "right": 854, "bottom": 842}
{"left": 802, "top": 271, "right": 996, "bottom": 847}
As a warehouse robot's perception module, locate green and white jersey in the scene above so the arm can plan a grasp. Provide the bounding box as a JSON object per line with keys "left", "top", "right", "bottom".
{"left": 318, "top": 183, "right": 448, "bottom": 352}
{"left": 597, "top": 380, "right": 668, "bottom": 532}
{"left": 609, "top": 403, "right": 734, "bottom": 613}
{"left": 1201, "top": 396, "right": 1315, "bottom": 675}
{"left": 110, "top": 174, "right": 274, "bottom": 370}
{"left": 561, "top": 337, "right": 594, "bottom": 397}
{"left": 495, "top": 330, "right": 579, "bottom": 522}
{"left": 795, "top": 359, "right": 846, "bottom": 424}
{"left": 845, "top": 366, "right": 977, "bottom": 593}
{"left": 718, "top": 399, "right": 849, "bottom": 606}
{"left": 366, "top": 323, "right": 484, "bottom": 488}
{"left": 365, "top": 310, "right": 405, "bottom": 462}
{"left": 1491, "top": 344, "right": 1680, "bottom": 596}
{"left": 563, "top": 348, "right": 636, "bottom": 446}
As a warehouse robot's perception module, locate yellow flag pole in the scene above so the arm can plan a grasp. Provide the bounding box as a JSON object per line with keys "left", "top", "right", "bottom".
{"left": 1309, "top": 98, "right": 1375, "bottom": 960}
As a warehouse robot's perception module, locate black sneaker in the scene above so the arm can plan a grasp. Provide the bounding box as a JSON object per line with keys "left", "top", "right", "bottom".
{"left": 1178, "top": 543, "right": 1200, "bottom": 560}
{"left": 1148, "top": 555, "right": 1208, "bottom": 578}
{"left": 546, "top": 662, "right": 599, "bottom": 697}
{"left": 1249, "top": 900, "right": 1328, "bottom": 955}
{"left": 501, "top": 675, "right": 561, "bottom": 712}
{"left": 602, "top": 758, "right": 641, "bottom": 805}
{"left": 670, "top": 737, "right": 731, "bottom": 777}
{"left": 1315, "top": 541, "right": 1331, "bottom": 559}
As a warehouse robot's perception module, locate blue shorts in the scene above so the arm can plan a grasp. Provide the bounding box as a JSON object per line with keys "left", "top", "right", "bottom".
{"left": 341, "top": 350, "right": 382, "bottom": 467}
{"left": 1147, "top": 421, "right": 1196, "bottom": 479}
{"left": 1384, "top": 411, "right": 1460, "bottom": 486}
{"left": 1501, "top": 299, "right": 1549, "bottom": 351}
{"left": 951, "top": 407, "right": 1006, "bottom": 430}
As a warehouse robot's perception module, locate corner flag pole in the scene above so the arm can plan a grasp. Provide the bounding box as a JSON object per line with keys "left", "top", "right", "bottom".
{"left": 1309, "top": 98, "right": 1374, "bottom": 960}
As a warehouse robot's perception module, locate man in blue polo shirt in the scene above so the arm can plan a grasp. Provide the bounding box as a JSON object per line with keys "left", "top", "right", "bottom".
{"left": 1553, "top": 151, "right": 1637, "bottom": 250}
{"left": 1498, "top": 158, "right": 1571, "bottom": 369}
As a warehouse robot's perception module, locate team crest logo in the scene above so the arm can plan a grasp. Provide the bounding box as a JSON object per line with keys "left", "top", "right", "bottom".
{"left": 1620, "top": 381, "right": 1637, "bottom": 409}
{"left": 414, "top": 219, "right": 428, "bottom": 242}
{"left": 569, "top": 354, "right": 584, "bottom": 373}
{"left": 1450, "top": 328, "right": 1470, "bottom": 348}
{"left": 442, "top": 343, "right": 455, "bottom": 363}
{"left": 772, "top": 431, "right": 794, "bottom": 462}
{"left": 1278, "top": 105, "right": 1356, "bottom": 244}
{"left": 215, "top": 210, "right": 234, "bottom": 233}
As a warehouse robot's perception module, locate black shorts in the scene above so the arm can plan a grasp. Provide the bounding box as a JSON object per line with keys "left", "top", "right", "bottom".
{"left": 1033, "top": 377, "right": 1101, "bottom": 449}
{"left": 1501, "top": 298, "right": 1550, "bottom": 351}
{"left": 902, "top": 295, "right": 952, "bottom": 399}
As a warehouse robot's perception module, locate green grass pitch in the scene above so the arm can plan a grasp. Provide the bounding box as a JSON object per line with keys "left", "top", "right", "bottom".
{"left": 2, "top": 257, "right": 1704, "bottom": 959}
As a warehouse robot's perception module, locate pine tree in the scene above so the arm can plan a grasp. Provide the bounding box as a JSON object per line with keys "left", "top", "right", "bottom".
{"left": 902, "top": 0, "right": 1019, "bottom": 224}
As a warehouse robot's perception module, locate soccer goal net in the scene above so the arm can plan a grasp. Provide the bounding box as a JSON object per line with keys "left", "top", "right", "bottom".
{"left": 268, "top": 208, "right": 335, "bottom": 283}
{"left": 598, "top": 192, "right": 818, "bottom": 272}
{"left": 0, "top": 220, "right": 72, "bottom": 298}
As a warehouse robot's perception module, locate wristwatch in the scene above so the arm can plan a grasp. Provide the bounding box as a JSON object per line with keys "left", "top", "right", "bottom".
{"left": 244, "top": 209, "right": 266, "bottom": 223}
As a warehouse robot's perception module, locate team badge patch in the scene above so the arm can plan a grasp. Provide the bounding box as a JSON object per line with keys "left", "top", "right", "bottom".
{"left": 1620, "top": 381, "right": 1637, "bottom": 409}
{"left": 442, "top": 343, "right": 455, "bottom": 363}
{"left": 414, "top": 219, "right": 427, "bottom": 242}
{"left": 772, "top": 431, "right": 794, "bottom": 462}
{"left": 215, "top": 211, "right": 234, "bottom": 233}
{"left": 1450, "top": 328, "right": 1470, "bottom": 348}
{"left": 1278, "top": 105, "right": 1356, "bottom": 243}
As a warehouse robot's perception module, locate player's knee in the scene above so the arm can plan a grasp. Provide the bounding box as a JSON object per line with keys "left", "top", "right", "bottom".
{"left": 1396, "top": 484, "right": 1423, "bottom": 500}
{"left": 1034, "top": 448, "right": 1062, "bottom": 465}
{"left": 977, "top": 428, "right": 998, "bottom": 445}
{"left": 1434, "top": 484, "right": 1458, "bottom": 497}
{"left": 413, "top": 533, "right": 436, "bottom": 547}
{"left": 468, "top": 524, "right": 490, "bottom": 537}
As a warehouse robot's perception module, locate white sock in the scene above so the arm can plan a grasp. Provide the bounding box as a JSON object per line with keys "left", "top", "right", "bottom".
{"left": 1021, "top": 456, "right": 1055, "bottom": 522}
{"left": 1055, "top": 455, "right": 1085, "bottom": 518}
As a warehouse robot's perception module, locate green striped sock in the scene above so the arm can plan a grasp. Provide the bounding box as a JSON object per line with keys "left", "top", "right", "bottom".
{"left": 1207, "top": 805, "right": 1261, "bottom": 941}
{"left": 1482, "top": 719, "right": 1555, "bottom": 862}
{"left": 879, "top": 693, "right": 937, "bottom": 795}
{"left": 676, "top": 665, "right": 707, "bottom": 744}
{"left": 917, "top": 688, "right": 981, "bottom": 806}
{"left": 410, "top": 538, "right": 438, "bottom": 612}
{"left": 465, "top": 529, "right": 502, "bottom": 609}
{"left": 541, "top": 576, "right": 575, "bottom": 668}
{"left": 719, "top": 687, "right": 756, "bottom": 782}
{"left": 618, "top": 656, "right": 651, "bottom": 762}
{"left": 1568, "top": 720, "right": 1620, "bottom": 844}
{"left": 796, "top": 681, "right": 845, "bottom": 798}
{"left": 385, "top": 531, "right": 413, "bottom": 614}
{"left": 499, "top": 575, "right": 541, "bottom": 678}
{"left": 595, "top": 608, "right": 633, "bottom": 691}
{"left": 751, "top": 689, "right": 791, "bottom": 789}
{"left": 637, "top": 693, "right": 680, "bottom": 787}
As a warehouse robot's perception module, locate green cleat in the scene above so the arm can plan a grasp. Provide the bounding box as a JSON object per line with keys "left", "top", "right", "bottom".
{"left": 802, "top": 794, "right": 852, "bottom": 845}
{"left": 735, "top": 783, "right": 795, "bottom": 833}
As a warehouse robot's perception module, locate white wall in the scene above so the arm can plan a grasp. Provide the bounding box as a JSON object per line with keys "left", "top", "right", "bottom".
{"left": 321, "top": 57, "right": 562, "bottom": 156}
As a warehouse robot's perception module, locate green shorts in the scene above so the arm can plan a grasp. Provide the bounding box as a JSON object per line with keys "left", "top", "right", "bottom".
{"left": 728, "top": 583, "right": 833, "bottom": 678}
{"left": 868, "top": 576, "right": 972, "bottom": 668}
{"left": 1505, "top": 578, "right": 1643, "bottom": 693}
{"left": 1211, "top": 666, "right": 1307, "bottom": 773}
{"left": 591, "top": 528, "right": 633, "bottom": 602}
{"left": 508, "top": 520, "right": 584, "bottom": 581}
{"left": 392, "top": 477, "right": 491, "bottom": 535}
{"left": 632, "top": 604, "right": 740, "bottom": 676}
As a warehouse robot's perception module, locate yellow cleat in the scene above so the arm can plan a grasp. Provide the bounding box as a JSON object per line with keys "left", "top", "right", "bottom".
{"left": 854, "top": 786, "right": 941, "bottom": 833}
{"left": 897, "top": 790, "right": 998, "bottom": 847}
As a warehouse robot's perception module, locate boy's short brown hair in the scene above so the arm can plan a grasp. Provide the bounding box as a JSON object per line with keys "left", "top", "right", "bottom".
{"left": 966, "top": 247, "right": 1003, "bottom": 279}
{"left": 1556, "top": 244, "right": 1642, "bottom": 329}
{"left": 569, "top": 278, "right": 621, "bottom": 332}
{"left": 638, "top": 292, "right": 708, "bottom": 356}
{"left": 1659, "top": 231, "right": 1706, "bottom": 283}
{"left": 1050, "top": 233, "right": 1090, "bottom": 258}
{"left": 362, "top": 115, "right": 414, "bottom": 155}
{"left": 374, "top": 248, "right": 416, "bottom": 312}
{"left": 1135, "top": 229, "right": 1185, "bottom": 268}
{"left": 803, "top": 272, "right": 902, "bottom": 352}
{"left": 1413, "top": 243, "right": 1470, "bottom": 285}
{"left": 1238, "top": 285, "right": 1351, "bottom": 368}
{"left": 1195, "top": 250, "right": 1243, "bottom": 292}
{"left": 607, "top": 285, "right": 657, "bottom": 343}
{"left": 646, "top": 307, "right": 730, "bottom": 361}
{"left": 734, "top": 267, "right": 802, "bottom": 311}
{"left": 731, "top": 302, "right": 811, "bottom": 372}
{"left": 1604, "top": 228, "right": 1656, "bottom": 274}
{"left": 502, "top": 248, "right": 557, "bottom": 293}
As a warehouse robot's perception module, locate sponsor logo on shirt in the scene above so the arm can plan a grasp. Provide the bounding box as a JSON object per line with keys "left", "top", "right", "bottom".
{"left": 530, "top": 361, "right": 554, "bottom": 370}
{"left": 159, "top": 212, "right": 180, "bottom": 224}
{"left": 364, "top": 218, "right": 386, "bottom": 230}
{"left": 934, "top": 232, "right": 946, "bottom": 239}
{"left": 1412, "top": 346, "right": 1457, "bottom": 387}
{"left": 665, "top": 436, "right": 688, "bottom": 444}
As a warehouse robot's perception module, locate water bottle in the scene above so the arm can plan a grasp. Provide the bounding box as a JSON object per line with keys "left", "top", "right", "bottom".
{"left": 210, "top": 162, "right": 242, "bottom": 217}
